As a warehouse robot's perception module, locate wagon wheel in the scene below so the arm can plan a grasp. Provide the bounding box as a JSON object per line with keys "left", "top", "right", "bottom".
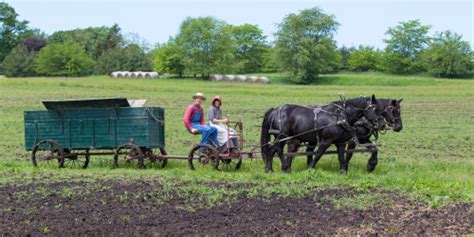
{"left": 62, "top": 149, "right": 90, "bottom": 169}
{"left": 113, "top": 143, "right": 145, "bottom": 169}
{"left": 144, "top": 148, "right": 168, "bottom": 169}
{"left": 217, "top": 155, "right": 243, "bottom": 171}
{"left": 31, "top": 140, "right": 65, "bottom": 168}
{"left": 188, "top": 144, "right": 219, "bottom": 171}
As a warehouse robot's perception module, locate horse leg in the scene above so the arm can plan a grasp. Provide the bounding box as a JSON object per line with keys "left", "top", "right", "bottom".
{"left": 308, "top": 143, "right": 331, "bottom": 169}
{"left": 306, "top": 144, "right": 316, "bottom": 168}
{"left": 345, "top": 139, "right": 360, "bottom": 171}
{"left": 336, "top": 143, "right": 348, "bottom": 174}
{"left": 277, "top": 142, "right": 288, "bottom": 172}
{"left": 366, "top": 139, "right": 378, "bottom": 172}
{"left": 263, "top": 146, "right": 273, "bottom": 173}
{"left": 284, "top": 141, "right": 300, "bottom": 172}
{"left": 345, "top": 141, "right": 356, "bottom": 163}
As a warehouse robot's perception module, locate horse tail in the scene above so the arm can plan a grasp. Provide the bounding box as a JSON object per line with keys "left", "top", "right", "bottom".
{"left": 260, "top": 108, "right": 275, "bottom": 158}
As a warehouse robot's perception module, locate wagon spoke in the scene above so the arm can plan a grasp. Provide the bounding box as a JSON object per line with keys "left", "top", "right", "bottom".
{"left": 113, "top": 143, "right": 144, "bottom": 169}
{"left": 32, "top": 140, "right": 65, "bottom": 168}
{"left": 188, "top": 144, "right": 219, "bottom": 171}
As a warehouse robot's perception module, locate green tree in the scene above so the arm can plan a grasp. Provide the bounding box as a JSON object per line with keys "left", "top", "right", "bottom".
{"left": 274, "top": 7, "right": 339, "bottom": 84}
{"left": 261, "top": 45, "right": 279, "bottom": 73}
{"left": 100, "top": 23, "right": 123, "bottom": 54}
{"left": 96, "top": 44, "right": 152, "bottom": 74}
{"left": 49, "top": 26, "right": 122, "bottom": 60}
{"left": 0, "top": 2, "right": 30, "bottom": 63}
{"left": 337, "top": 46, "right": 355, "bottom": 71}
{"left": 348, "top": 46, "right": 383, "bottom": 71}
{"left": 422, "top": 31, "right": 472, "bottom": 77}
{"left": 153, "top": 39, "right": 185, "bottom": 77}
{"left": 35, "top": 42, "right": 95, "bottom": 76}
{"left": 176, "top": 16, "right": 236, "bottom": 78}
{"left": 1, "top": 45, "right": 36, "bottom": 77}
{"left": 230, "top": 24, "right": 268, "bottom": 73}
{"left": 123, "top": 32, "right": 152, "bottom": 52}
{"left": 383, "top": 20, "right": 431, "bottom": 73}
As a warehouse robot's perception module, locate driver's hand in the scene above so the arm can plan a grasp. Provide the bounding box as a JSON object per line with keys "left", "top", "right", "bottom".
{"left": 224, "top": 118, "right": 229, "bottom": 124}
{"left": 191, "top": 128, "right": 198, "bottom": 134}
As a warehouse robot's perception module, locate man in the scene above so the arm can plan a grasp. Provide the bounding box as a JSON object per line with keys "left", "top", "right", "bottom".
{"left": 183, "top": 92, "right": 218, "bottom": 146}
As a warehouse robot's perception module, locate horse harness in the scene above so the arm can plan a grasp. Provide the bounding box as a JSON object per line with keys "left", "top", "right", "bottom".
{"left": 266, "top": 102, "right": 363, "bottom": 147}
{"left": 312, "top": 103, "right": 360, "bottom": 145}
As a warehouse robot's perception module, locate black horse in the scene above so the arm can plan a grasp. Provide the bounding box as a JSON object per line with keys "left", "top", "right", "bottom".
{"left": 343, "top": 98, "right": 403, "bottom": 172}
{"left": 260, "top": 95, "right": 379, "bottom": 173}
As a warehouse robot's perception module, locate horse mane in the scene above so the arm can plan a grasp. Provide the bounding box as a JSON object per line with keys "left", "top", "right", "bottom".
{"left": 376, "top": 99, "right": 391, "bottom": 107}
{"left": 332, "top": 96, "right": 370, "bottom": 108}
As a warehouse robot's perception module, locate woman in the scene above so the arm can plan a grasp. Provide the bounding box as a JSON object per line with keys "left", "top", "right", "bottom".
{"left": 207, "top": 96, "right": 238, "bottom": 150}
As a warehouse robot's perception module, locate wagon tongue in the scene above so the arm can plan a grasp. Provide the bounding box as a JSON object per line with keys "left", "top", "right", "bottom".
{"left": 42, "top": 98, "right": 133, "bottom": 110}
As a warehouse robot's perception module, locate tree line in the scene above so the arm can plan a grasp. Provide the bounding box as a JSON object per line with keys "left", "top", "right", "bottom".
{"left": 1, "top": 3, "right": 472, "bottom": 83}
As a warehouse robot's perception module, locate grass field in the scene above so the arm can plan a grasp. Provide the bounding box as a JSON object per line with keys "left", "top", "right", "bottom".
{"left": 0, "top": 72, "right": 473, "bottom": 208}
{"left": 1, "top": 72, "right": 473, "bottom": 235}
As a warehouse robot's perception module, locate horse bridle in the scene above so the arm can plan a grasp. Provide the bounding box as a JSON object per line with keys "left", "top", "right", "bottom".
{"left": 336, "top": 99, "right": 379, "bottom": 130}
{"left": 381, "top": 105, "right": 401, "bottom": 128}
{"left": 331, "top": 97, "right": 379, "bottom": 145}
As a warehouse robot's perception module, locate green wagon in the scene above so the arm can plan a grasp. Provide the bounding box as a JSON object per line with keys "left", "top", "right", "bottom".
{"left": 24, "top": 98, "right": 167, "bottom": 169}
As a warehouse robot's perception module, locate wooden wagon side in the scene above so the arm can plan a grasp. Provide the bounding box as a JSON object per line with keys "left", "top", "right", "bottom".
{"left": 24, "top": 98, "right": 166, "bottom": 169}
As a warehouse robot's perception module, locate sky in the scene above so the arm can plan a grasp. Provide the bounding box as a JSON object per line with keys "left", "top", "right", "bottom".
{"left": 4, "top": 0, "right": 473, "bottom": 49}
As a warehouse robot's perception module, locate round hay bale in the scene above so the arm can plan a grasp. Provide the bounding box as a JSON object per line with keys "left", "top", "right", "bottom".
{"left": 222, "top": 75, "right": 235, "bottom": 81}
{"left": 149, "top": 72, "right": 159, "bottom": 78}
{"left": 256, "top": 76, "right": 269, "bottom": 83}
{"left": 246, "top": 76, "right": 257, "bottom": 82}
{"left": 136, "top": 71, "right": 145, "bottom": 78}
{"left": 122, "top": 71, "right": 131, "bottom": 78}
{"left": 110, "top": 71, "right": 120, "bottom": 78}
{"left": 210, "top": 74, "right": 223, "bottom": 81}
{"left": 130, "top": 72, "right": 139, "bottom": 78}
{"left": 235, "top": 75, "right": 246, "bottom": 82}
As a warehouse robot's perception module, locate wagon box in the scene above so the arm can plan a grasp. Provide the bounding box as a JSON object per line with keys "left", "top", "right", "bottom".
{"left": 24, "top": 98, "right": 166, "bottom": 168}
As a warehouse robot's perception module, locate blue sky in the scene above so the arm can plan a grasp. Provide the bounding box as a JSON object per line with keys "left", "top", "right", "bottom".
{"left": 5, "top": 0, "right": 473, "bottom": 48}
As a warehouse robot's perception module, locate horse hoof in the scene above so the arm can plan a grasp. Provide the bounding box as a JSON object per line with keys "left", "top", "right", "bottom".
{"left": 265, "top": 169, "right": 273, "bottom": 173}
{"left": 367, "top": 166, "right": 376, "bottom": 173}
{"left": 339, "top": 169, "right": 347, "bottom": 175}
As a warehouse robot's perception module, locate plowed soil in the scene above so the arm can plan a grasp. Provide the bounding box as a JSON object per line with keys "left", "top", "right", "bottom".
{"left": 1, "top": 180, "right": 472, "bottom": 236}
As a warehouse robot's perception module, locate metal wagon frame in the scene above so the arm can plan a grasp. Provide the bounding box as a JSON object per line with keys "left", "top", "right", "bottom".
{"left": 153, "top": 118, "right": 257, "bottom": 171}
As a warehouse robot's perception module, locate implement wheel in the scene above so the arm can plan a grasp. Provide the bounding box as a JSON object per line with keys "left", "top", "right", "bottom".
{"left": 113, "top": 142, "right": 145, "bottom": 169}
{"left": 63, "top": 149, "right": 90, "bottom": 169}
{"left": 144, "top": 148, "right": 168, "bottom": 169}
{"left": 32, "top": 140, "right": 65, "bottom": 168}
{"left": 217, "top": 155, "right": 242, "bottom": 171}
{"left": 188, "top": 144, "right": 219, "bottom": 171}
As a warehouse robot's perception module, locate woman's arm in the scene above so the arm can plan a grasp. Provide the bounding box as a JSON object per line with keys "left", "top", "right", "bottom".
{"left": 207, "top": 107, "right": 215, "bottom": 123}
{"left": 208, "top": 107, "right": 228, "bottom": 124}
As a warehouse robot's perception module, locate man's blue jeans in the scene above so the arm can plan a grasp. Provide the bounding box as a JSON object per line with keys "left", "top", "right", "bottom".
{"left": 192, "top": 124, "right": 218, "bottom": 146}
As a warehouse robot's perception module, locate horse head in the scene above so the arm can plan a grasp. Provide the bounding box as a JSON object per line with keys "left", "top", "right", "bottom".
{"left": 381, "top": 99, "right": 403, "bottom": 132}
{"left": 339, "top": 95, "right": 379, "bottom": 130}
